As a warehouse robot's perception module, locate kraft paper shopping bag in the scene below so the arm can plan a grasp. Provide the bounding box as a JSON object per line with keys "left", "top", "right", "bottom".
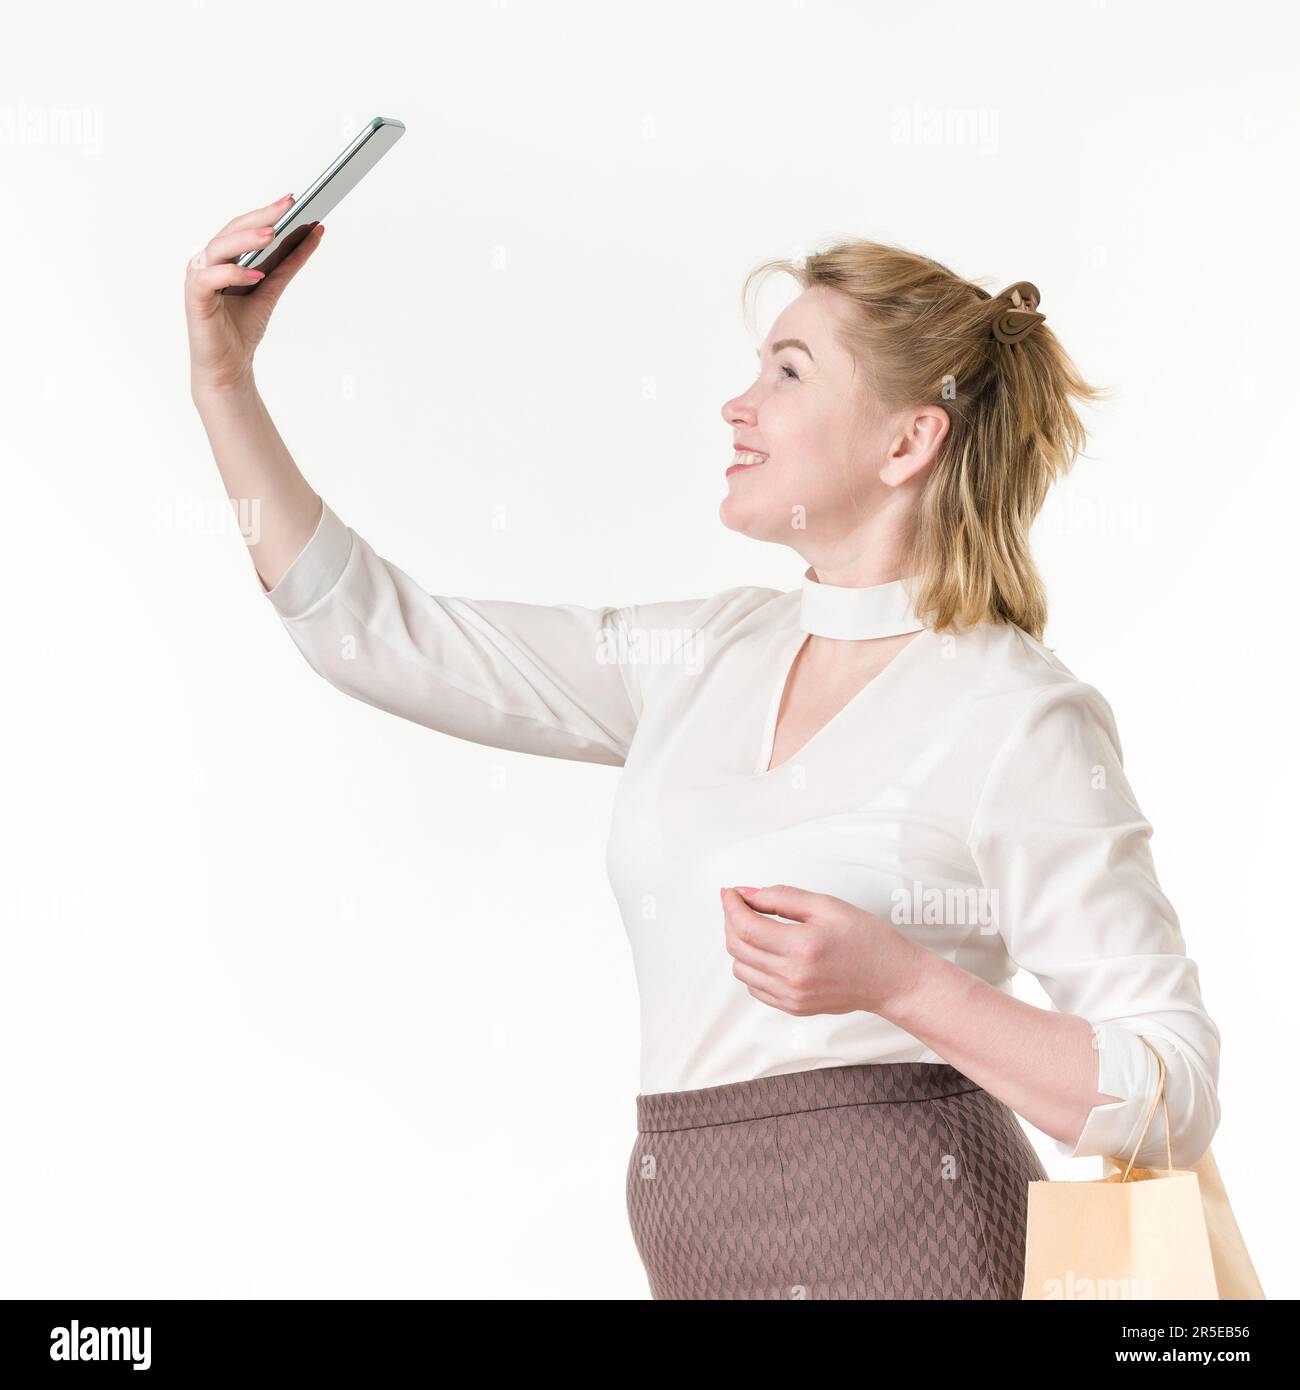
{"left": 1100, "top": 1146, "right": 1265, "bottom": 1299}
{"left": 1022, "top": 1035, "right": 1218, "bottom": 1300}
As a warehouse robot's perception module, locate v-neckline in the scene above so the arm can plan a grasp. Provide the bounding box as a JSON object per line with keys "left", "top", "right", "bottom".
{"left": 751, "top": 623, "right": 932, "bottom": 780}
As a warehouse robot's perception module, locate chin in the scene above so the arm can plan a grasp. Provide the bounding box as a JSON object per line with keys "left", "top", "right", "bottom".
{"left": 719, "top": 495, "right": 776, "bottom": 539}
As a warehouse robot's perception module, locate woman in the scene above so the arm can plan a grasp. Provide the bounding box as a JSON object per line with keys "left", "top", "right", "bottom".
{"left": 185, "top": 205, "right": 1221, "bottom": 1301}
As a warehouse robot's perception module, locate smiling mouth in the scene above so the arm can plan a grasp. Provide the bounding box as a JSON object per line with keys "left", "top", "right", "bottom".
{"left": 728, "top": 450, "right": 768, "bottom": 473}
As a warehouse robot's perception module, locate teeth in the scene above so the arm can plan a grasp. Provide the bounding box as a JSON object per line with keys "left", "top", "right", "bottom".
{"left": 733, "top": 450, "right": 767, "bottom": 464}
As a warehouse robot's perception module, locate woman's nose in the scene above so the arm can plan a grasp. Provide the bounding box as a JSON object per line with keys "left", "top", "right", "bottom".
{"left": 722, "top": 393, "right": 756, "bottom": 425}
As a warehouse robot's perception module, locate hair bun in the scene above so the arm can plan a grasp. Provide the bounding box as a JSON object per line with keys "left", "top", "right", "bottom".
{"left": 991, "top": 281, "right": 1046, "bottom": 344}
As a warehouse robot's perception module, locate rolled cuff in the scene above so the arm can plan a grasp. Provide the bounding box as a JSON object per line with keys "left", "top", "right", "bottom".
{"left": 260, "top": 498, "right": 353, "bottom": 621}
{"left": 1052, "top": 1021, "right": 1158, "bottom": 1161}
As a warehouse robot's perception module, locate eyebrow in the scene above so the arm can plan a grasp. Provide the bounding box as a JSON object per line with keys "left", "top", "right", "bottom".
{"left": 756, "top": 337, "right": 815, "bottom": 362}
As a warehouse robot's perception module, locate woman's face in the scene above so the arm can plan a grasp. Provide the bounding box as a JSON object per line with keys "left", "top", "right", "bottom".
{"left": 719, "top": 285, "right": 936, "bottom": 555}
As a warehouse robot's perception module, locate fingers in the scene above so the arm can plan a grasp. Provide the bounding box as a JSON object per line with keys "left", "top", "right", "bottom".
{"left": 730, "top": 958, "right": 794, "bottom": 1012}
{"left": 252, "top": 222, "right": 323, "bottom": 299}
{"left": 186, "top": 194, "right": 293, "bottom": 282}
{"left": 217, "top": 193, "right": 295, "bottom": 238}
{"left": 200, "top": 222, "right": 279, "bottom": 268}
{"left": 730, "top": 883, "right": 822, "bottom": 924}
{"left": 724, "top": 923, "right": 786, "bottom": 974}
{"left": 185, "top": 260, "right": 265, "bottom": 309}
{"left": 722, "top": 885, "right": 802, "bottom": 955}
{"left": 184, "top": 218, "right": 322, "bottom": 310}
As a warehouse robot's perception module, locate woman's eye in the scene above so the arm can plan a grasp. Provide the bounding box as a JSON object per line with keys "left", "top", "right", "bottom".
{"left": 781, "top": 363, "right": 799, "bottom": 380}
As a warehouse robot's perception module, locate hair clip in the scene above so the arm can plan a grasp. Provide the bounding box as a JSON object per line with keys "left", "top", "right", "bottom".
{"left": 991, "top": 281, "right": 1046, "bottom": 344}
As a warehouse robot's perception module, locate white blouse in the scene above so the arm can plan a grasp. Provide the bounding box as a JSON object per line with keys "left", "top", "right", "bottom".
{"left": 260, "top": 498, "right": 1222, "bottom": 1169}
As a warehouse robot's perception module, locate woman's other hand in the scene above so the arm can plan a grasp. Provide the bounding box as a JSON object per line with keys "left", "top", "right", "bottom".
{"left": 721, "top": 884, "right": 928, "bottom": 1017}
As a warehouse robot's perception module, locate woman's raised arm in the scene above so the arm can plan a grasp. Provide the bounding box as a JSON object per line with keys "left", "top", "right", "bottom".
{"left": 257, "top": 496, "right": 715, "bottom": 765}
{"left": 186, "top": 196, "right": 717, "bottom": 765}
{"left": 185, "top": 193, "right": 329, "bottom": 588}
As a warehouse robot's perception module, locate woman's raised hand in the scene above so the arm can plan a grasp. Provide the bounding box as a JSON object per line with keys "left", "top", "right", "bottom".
{"left": 185, "top": 194, "right": 324, "bottom": 395}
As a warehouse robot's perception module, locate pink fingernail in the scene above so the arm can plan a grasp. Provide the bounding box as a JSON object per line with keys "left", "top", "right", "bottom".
{"left": 735, "top": 886, "right": 758, "bottom": 893}
{"left": 255, "top": 225, "right": 275, "bottom": 236}
{"left": 719, "top": 888, "right": 728, "bottom": 901}
{"left": 246, "top": 269, "right": 265, "bottom": 280}
{"left": 277, "top": 193, "right": 294, "bottom": 203}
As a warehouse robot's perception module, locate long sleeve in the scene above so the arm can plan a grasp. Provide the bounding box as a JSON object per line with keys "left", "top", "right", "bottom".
{"left": 965, "top": 679, "right": 1221, "bottom": 1169}
{"left": 259, "top": 498, "right": 712, "bottom": 766}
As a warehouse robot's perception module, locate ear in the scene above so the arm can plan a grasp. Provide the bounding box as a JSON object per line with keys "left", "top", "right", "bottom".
{"left": 879, "top": 404, "right": 950, "bottom": 487}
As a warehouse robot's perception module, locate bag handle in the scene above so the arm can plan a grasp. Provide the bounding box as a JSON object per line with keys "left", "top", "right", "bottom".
{"left": 1119, "top": 1034, "right": 1173, "bottom": 1182}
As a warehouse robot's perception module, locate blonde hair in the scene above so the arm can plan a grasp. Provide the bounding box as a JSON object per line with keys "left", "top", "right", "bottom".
{"left": 741, "top": 239, "right": 1105, "bottom": 640}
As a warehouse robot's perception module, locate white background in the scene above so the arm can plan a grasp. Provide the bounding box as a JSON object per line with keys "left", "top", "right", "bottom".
{"left": 2, "top": 0, "right": 1296, "bottom": 1299}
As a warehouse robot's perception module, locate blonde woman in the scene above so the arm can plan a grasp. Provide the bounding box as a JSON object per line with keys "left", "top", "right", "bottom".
{"left": 186, "top": 208, "right": 1221, "bottom": 1300}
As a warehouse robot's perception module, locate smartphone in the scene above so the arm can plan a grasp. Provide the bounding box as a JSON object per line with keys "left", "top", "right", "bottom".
{"left": 220, "top": 116, "right": 406, "bottom": 294}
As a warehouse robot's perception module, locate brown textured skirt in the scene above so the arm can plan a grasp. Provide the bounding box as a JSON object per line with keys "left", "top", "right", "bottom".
{"left": 625, "top": 1060, "right": 1047, "bottom": 1300}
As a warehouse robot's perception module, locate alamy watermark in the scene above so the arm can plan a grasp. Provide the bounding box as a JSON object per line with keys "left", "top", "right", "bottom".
{"left": 0, "top": 100, "right": 103, "bottom": 156}
{"left": 889, "top": 103, "right": 999, "bottom": 156}
{"left": 596, "top": 624, "right": 703, "bottom": 674}
{"left": 890, "top": 881, "right": 999, "bottom": 933}
{"left": 50, "top": 1320, "right": 150, "bottom": 1369}
{"left": 154, "top": 494, "right": 261, "bottom": 545}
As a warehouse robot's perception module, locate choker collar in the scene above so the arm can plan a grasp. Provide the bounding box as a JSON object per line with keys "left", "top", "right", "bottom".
{"left": 798, "top": 566, "right": 925, "bottom": 639}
